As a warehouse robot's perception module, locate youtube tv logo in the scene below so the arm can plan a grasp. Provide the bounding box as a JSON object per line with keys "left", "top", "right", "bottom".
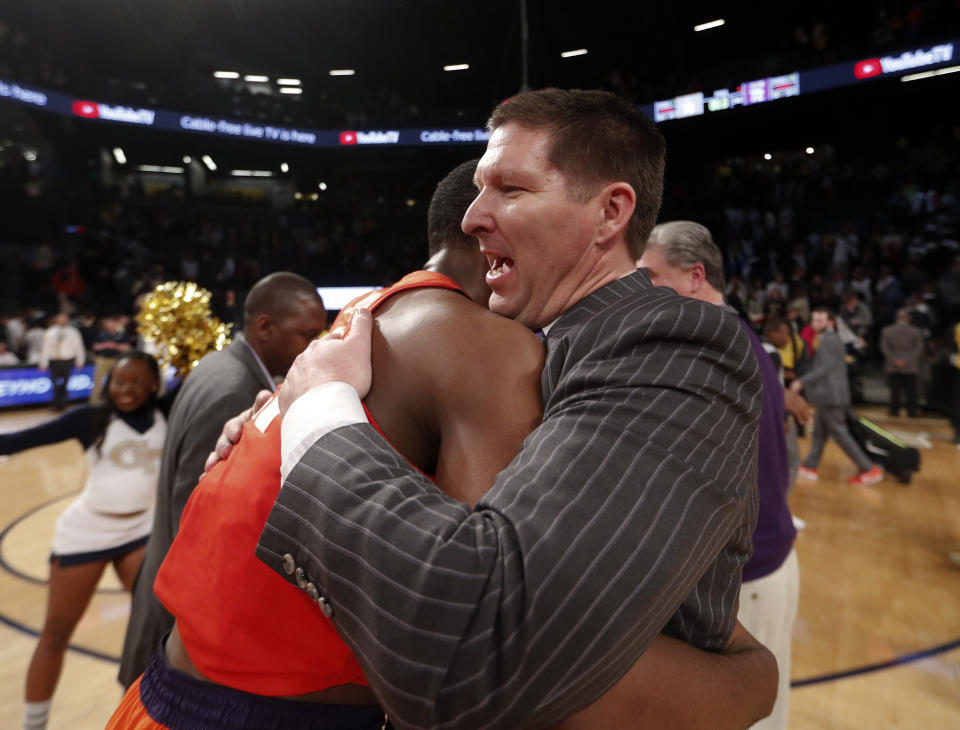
{"left": 72, "top": 100, "right": 100, "bottom": 118}
{"left": 339, "top": 131, "right": 357, "bottom": 145}
{"left": 854, "top": 59, "right": 882, "bottom": 79}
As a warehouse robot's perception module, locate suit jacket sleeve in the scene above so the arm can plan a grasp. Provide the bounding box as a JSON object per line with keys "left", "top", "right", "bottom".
{"left": 257, "top": 296, "right": 761, "bottom": 730}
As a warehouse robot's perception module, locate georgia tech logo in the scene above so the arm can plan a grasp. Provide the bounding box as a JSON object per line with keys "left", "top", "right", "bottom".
{"left": 109, "top": 441, "right": 161, "bottom": 473}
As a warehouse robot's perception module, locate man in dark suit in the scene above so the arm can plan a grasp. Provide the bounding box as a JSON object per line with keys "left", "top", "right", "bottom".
{"left": 880, "top": 308, "right": 924, "bottom": 417}
{"left": 259, "top": 89, "right": 764, "bottom": 730}
{"left": 118, "top": 272, "right": 326, "bottom": 688}
{"left": 793, "top": 308, "right": 882, "bottom": 486}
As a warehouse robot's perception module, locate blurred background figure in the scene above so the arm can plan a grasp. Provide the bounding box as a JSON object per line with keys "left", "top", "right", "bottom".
{"left": 90, "top": 315, "right": 133, "bottom": 402}
{"left": 38, "top": 313, "right": 85, "bottom": 412}
{"left": 880, "top": 308, "right": 924, "bottom": 417}
{"left": 794, "top": 309, "right": 882, "bottom": 487}
{"left": 0, "top": 340, "right": 21, "bottom": 365}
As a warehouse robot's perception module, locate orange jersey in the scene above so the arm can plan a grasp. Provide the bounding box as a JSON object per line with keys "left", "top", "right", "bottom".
{"left": 154, "top": 271, "right": 464, "bottom": 696}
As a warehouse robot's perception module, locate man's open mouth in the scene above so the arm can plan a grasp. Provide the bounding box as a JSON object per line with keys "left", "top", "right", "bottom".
{"left": 488, "top": 256, "right": 514, "bottom": 279}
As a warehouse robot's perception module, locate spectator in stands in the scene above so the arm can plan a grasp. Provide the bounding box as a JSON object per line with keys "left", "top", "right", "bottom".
{"left": 787, "top": 284, "right": 811, "bottom": 326}
{"left": 849, "top": 267, "right": 873, "bottom": 306}
{"left": 840, "top": 292, "right": 872, "bottom": 341}
{"left": 23, "top": 316, "right": 46, "bottom": 365}
{"left": 3, "top": 311, "right": 26, "bottom": 356}
{"left": 39, "top": 313, "right": 86, "bottom": 411}
{"left": 91, "top": 316, "right": 133, "bottom": 402}
{"left": 880, "top": 309, "right": 924, "bottom": 417}
{"left": 875, "top": 267, "right": 905, "bottom": 325}
{"left": 765, "top": 272, "right": 789, "bottom": 301}
{"left": 0, "top": 340, "right": 19, "bottom": 365}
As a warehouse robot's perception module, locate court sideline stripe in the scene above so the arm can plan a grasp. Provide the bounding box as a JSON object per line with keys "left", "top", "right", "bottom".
{"left": 0, "top": 491, "right": 124, "bottom": 593}
{"left": 0, "top": 612, "right": 120, "bottom": 663}
{"left": 4, "top": 478, "right": 960, "bottom": 681}
{"left": 791, "top": 637, "right": 960, "bottom": 687}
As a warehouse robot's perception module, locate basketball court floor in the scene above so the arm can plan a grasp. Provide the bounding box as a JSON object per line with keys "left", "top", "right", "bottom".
{"left": 1, "top": 404, "right": 958, "bottom": 728}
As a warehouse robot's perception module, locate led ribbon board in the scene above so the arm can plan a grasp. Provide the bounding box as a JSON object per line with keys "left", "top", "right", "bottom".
{"left": 1, "top": 40, "right": 955, "bottom": 141}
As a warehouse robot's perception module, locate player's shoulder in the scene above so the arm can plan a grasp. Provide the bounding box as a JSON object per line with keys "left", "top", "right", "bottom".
{"left": 378, "top": 287, "right": 542, "bottom": 370}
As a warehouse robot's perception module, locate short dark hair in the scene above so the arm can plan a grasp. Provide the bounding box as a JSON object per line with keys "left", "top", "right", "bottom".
{"left": 427, "top": 159, "right": 480, "bottom": 256}
{"left": 243, "top": 272, "right": 324, "bottom": 329}
{"left": 763, "top": 316, "right": 790, "bottom": 335}
{"left": 812, "top": 307, "right": 836, "bottom": 323}
{"left": 489, "top": 88, "right": 666, "bottom": 259}
{"left": 646, "top": 220, "right": 726, "bottom": 292}
{"left": 94, "top": 350, "right": 160, "bottom": 455}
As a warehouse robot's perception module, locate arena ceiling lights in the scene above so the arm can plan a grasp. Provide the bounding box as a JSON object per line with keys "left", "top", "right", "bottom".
{"left": 137, "top": 164, "right": 184, "bottom": 174}
{"left": 900, "top": 64, "right": 960, "bottom": 82}
{"left": 694, "top": 19, "right": 725, "bottom": 32}
{"left": 560, "top": 49, "right": 588, "bottom": 58}
{"left": 329, "top": 69, "right": 355, "bottom": 76}
{"left": 443, "top": 64, "right": 470, "bottom": 72}
{"left": 213, "top": 71, "right": 239, "bottom": 79}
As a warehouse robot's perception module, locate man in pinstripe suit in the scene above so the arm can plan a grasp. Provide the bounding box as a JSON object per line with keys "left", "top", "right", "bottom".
{"left": 260, "top": 89, "right": 765, "bottom": 730}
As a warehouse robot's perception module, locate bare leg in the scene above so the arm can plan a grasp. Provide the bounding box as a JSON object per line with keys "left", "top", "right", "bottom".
{"left": 112, "top": 546, "right": 145, "bottom": 592}
{"left": 25, "top": 558, "right": 107, "bottom": 702}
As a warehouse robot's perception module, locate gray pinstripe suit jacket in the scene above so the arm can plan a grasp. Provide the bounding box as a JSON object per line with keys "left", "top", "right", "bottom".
{"left": 256, "top": 268, "right": 762, "bottom": 730}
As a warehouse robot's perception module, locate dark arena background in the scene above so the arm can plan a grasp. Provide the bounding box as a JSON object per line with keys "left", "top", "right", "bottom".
{"left": 1, "top": 1, "right": 959, "bottom": 727}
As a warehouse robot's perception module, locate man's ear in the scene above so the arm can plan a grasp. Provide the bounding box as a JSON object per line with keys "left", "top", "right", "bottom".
{"left": 595, "top": 182, "right": 636, "bottom": 247}
{"left": 689, "top": 262, "right": 707, "bottom": 293}
{"left": 250, "top": 313, "right": 272, "bottom": 343}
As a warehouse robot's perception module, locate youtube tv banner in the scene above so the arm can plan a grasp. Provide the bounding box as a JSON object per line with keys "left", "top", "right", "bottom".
{"left": 646, "top": 40, "right": 955, "bottom": 122}
{"left": 1, "top": 38, "right": 955, "bottom": 144}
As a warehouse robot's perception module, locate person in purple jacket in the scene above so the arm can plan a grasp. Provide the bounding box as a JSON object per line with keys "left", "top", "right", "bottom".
{"left": 639, "top": 220, "right": 811, "bottom": 730}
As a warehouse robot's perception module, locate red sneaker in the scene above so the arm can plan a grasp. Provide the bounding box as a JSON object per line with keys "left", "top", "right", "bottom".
{"left": 849, "top": 466, "right": 883, "bottom": 486}
{"left": 796, "top": 466, "right": 819, "bottom": 481}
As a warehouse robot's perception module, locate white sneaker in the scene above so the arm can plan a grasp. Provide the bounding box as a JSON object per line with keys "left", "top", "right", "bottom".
{"left": 792, "top": 515, "right": 807, "bottom": 531}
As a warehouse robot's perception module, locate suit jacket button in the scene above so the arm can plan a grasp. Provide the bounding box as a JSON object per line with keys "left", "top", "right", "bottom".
{"left": 282, "top": 553, "right": 296, "bottom": 576}
{"left": 318, "top": 596, "right": 334, "bottom": 618}
{"left": 306, "top": 582, "right": 320, "bottom": 602}
{"left": 295, "top": 567, "right": 308, "bottom": 589}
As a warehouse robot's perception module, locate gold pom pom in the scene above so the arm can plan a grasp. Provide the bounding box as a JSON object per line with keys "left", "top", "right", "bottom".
{"left": 136, "top": 282, "right": 232, "bottom": 378}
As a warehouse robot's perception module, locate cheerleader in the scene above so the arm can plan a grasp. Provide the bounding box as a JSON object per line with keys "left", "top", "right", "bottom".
{"left": 1, "top": 352, "right": 166, "bottom": 730}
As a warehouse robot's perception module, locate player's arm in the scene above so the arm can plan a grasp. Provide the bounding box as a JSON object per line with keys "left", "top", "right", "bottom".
{"left": 550, "top": 624, "right": 776, "bottom": 730}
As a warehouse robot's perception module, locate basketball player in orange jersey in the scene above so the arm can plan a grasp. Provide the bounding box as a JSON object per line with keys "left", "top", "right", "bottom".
{"left": 109, "top": 160, "right": 775, "bottom": 730}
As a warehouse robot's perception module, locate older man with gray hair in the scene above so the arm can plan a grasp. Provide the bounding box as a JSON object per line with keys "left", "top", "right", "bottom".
{"left": 639, "top": 220, "right": 803, "bottom": 730}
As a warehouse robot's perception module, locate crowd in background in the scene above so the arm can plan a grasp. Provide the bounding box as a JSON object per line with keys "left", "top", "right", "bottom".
{"left": 3, "top": 124, "right": 959, "bottom": 417}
